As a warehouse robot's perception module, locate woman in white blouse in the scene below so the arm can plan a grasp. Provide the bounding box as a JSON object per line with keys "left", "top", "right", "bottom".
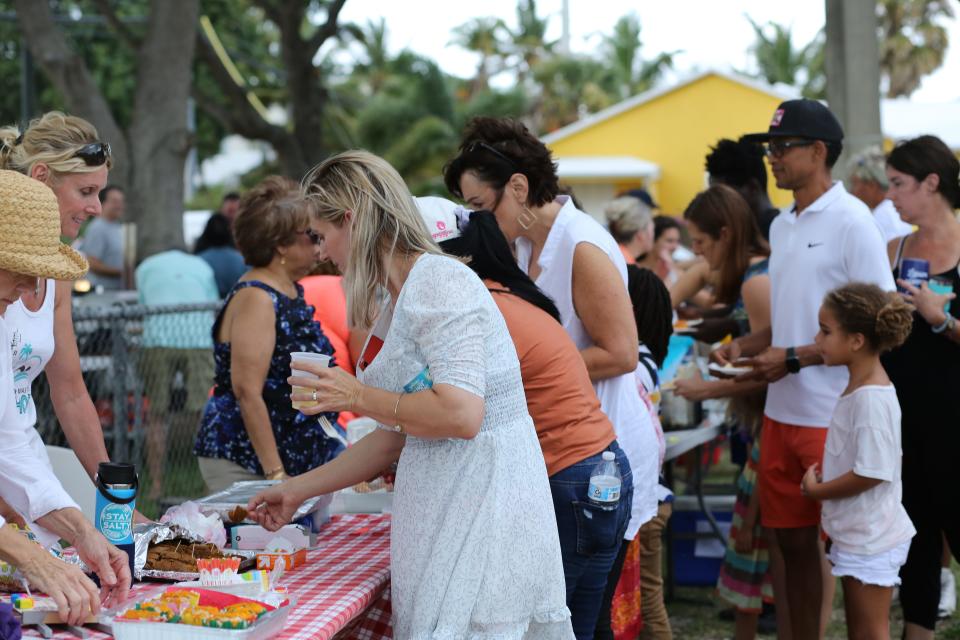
{"left": 249, "top": 151, "right": 573, "bottom": 639}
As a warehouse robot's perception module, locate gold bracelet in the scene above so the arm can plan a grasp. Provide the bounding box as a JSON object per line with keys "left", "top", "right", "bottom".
{"left": 392, "top": 392, "right": 405, "bottom": 433}
{"left": 264, "top": 465, "right": 285, "bottom": 480}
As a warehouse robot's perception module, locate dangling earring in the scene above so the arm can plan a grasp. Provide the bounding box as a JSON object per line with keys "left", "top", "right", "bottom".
{"left": 280, "top": 256, "right": 286, "bottom": 265}
{"left": 517, "top": 205, "right": 537, "bottom": 231}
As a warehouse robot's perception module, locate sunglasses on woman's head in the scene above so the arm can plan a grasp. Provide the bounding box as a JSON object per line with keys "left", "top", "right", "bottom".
{"left": 73, "top": 142, "right": 111, "bottom": 167}
{"left": 465, "top": 140, "right": 518, "bottom": 171}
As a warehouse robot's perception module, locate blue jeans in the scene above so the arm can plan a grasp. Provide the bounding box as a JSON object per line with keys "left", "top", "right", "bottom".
{"left": 549, "top": 441, "right": 633, "bottom": 640}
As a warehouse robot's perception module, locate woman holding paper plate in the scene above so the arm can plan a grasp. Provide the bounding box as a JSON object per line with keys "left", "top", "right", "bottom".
{"left": 671, "top": 184, "right": 772, "bottom": 403}
{"left": 193, "top": 176, "right": 343, "bottom": 493}
{"left": 249, "top": 151, "right": 573, "bottom": 639}
{"left": 670, "top": 185, "right": 791, "bottom": 637}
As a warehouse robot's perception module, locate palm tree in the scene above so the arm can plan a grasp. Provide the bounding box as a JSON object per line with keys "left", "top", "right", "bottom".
{"left": 601, "top": 14, "right": 677, "bottom": 100}
{"left": 450, "top": 17, "right": 508, "bottom": 96}
{"left": 744, "top": 16, "right": 825, "bottom": 98}
{"left": 509, "top": 0, "right": 555, "bottom": 85}
{"left": 879, "top": 0, "right": 954, "bottom": 97}
{"left": 746, "top": 17, "right": 812, "bottom": 86}
{"left": 533, "top": 54, "right": 616, "bottom": 131}
{"left": 348, "top": 18, "right": 392, "bottom": 94}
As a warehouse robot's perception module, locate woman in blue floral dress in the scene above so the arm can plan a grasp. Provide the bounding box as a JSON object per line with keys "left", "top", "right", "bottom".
{"left": 194, "top": 176, "right": 343, "bottom": 492}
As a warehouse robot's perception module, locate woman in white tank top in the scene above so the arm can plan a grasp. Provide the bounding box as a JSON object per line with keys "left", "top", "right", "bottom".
{"left": 0, "top": 167, "right": 131, "bottom": 616}
{"left": 0, "top": 112, "right": 122, "bottom": 517}
{"left": 444, "top": 118, "right": 661, "bottom": 639}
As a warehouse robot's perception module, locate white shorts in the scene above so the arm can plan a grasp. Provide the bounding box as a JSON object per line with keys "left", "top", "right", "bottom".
{"left": 828, "top": 539, "right": 912, "bottom": 587}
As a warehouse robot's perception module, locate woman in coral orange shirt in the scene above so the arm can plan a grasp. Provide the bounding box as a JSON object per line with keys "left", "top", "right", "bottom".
{"left": 427, "top": 200, "right": 633, "bottom": 639}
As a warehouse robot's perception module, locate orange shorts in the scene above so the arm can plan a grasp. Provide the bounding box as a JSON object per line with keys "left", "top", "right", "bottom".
{"left": 758, "top": 416, "right": 828, "bottom": 529}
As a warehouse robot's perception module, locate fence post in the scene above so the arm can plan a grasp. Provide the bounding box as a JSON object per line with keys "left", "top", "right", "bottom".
{"left": 109, "top": 312, "right": 130, "bottom": 463}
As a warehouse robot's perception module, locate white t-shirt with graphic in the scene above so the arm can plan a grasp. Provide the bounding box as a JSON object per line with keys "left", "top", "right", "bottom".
{"left": 5, "top": 279, "right": 56, "bottom": 438}
{"left": 0, "top": 311, "right": 78, "bottom": 547}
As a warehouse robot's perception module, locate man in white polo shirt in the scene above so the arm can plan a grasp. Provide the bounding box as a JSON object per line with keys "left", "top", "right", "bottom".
{"left": 715, "top": 99, "right": 895, "bottom": 639}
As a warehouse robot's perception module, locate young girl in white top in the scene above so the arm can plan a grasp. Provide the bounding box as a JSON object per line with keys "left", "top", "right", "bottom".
{"left": 801, "top": 282, "right": 916, "bottom": 639}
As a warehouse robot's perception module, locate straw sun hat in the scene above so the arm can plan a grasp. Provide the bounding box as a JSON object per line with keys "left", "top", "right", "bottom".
{"left": 0, "top": 170, "right": 88, "bottom": 281}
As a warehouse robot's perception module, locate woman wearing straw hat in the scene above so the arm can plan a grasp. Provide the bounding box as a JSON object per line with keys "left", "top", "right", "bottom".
{"left": 0, "top": 112, "right": 138, "bottom": 513}
{"left": 0, "top": 169, "right": 131, "bottom": 623}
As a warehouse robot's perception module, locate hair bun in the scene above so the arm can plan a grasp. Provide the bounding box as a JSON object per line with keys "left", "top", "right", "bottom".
{"left": 875, "top": 295, "right": 913, "bottom": 351}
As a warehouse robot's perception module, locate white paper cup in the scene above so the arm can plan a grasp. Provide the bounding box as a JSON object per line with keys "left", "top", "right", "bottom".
{"left": 290, "top": 352, "right": 331, "bottom": 410}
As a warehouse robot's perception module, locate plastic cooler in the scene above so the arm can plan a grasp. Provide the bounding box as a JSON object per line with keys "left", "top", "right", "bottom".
{"left": 669, "top": 494, "right": 735, "bottom": 586}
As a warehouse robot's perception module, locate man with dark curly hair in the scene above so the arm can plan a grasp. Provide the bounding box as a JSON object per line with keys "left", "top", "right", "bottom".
{"left": 706, "top": 138, "right": 779, "bottom": 241}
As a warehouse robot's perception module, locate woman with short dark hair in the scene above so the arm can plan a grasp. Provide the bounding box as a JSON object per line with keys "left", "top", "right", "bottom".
{"left": 193, "top": 176, "right": 342, "bottom": 492}
{"left": 444, "top": 117, "right": 658, "bottom": 639}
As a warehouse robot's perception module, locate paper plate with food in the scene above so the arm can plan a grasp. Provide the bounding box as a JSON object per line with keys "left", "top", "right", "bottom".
{"left": 708, "top": 360, "right": 754, "bottom": 378}
{"left": 673, "top": 318, "right": 703, "bottom": 334}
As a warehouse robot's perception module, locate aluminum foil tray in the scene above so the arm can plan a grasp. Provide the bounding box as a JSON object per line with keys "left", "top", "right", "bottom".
{"left": 194, "top": 480, "right": 326, "bottom": 523}
{"left": 138, "top": 550, "right": 256, "bottom": 582}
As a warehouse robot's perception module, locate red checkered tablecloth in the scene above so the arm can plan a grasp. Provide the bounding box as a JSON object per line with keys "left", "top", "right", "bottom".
{"left": 21, "top": 513, "right": 393, "bottom": 640}
{"left": 280, "top": 514, "right": 391, "bottom": 639}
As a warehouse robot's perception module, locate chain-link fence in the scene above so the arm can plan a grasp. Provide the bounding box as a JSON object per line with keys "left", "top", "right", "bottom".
{"left": 33, "top": 300, "right": 222, "bottom": 519}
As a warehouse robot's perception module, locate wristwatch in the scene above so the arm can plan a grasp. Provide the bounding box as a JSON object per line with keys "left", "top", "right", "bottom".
{"left": 932, "top": 314, "right": 957, "bottom": 335}
{"left": 785, "top": 346, "right": 801, "bottom": 374}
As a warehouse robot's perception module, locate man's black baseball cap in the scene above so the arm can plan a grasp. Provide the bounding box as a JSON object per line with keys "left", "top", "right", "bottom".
{"left": 742, "top": 99, "right": 844, "bottom": 143}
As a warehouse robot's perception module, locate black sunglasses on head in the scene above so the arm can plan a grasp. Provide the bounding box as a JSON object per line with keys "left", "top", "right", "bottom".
{"left": 465, "top": 140, "right": 518, "bottom": 170}
{"left": 73, "top": 142, "right": 111, "bottom": 167}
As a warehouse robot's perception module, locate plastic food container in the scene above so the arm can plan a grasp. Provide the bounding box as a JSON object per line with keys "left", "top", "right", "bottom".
{"left": 111, "top": 598, "right": 295, "bottom": 640}
{"left": 255, "top": 548, "right": 307, "bottom": 571}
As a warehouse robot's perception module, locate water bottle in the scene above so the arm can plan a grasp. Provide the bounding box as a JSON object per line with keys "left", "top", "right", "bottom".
{"left": 94, "top": 462, "right": 137, "bottom": 579}
{"left": 588, "top": 451, "right": 622, "bottom": 511}
{"left": 400, "top": 348, "right": 433, "bottom": 393}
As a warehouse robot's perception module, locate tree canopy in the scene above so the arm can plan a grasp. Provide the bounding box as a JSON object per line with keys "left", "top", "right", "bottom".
{"left": 3, "top": 0, "right": 954, "bottom": 231}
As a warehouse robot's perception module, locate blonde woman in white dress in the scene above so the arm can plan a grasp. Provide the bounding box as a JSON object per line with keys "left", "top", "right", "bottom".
{"left": 248, "top": 150, "right": 573, "bottom": 639}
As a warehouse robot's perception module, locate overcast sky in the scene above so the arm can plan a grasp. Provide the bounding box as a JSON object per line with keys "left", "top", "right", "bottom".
{"left": 337, "top": 0, "right": 960, "bottom": 103}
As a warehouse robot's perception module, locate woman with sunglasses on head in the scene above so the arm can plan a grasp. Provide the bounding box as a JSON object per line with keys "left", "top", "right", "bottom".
{"left": 193, "top": 176, "right": 343, "bottom": 493}
{"left": 444, "top": 117, "right": 659, "bottom": 640}
{"left": 880, "top": 136, "right": 960, "bottom": 640}
{"left": 0, "top": 112, "right": 132, "bottom": 508}
{"left": 248, "top": 152, "right": 573, "bottom": 639}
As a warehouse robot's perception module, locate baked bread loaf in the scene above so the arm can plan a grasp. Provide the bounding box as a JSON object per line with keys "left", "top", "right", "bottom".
{"left": 145, "top": 540, "right": 226, "bottom": 573}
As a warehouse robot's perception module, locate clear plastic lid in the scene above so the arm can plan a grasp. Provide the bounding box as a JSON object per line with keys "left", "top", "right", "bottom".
{"left": 601, "top": 451, "right": 615, "bottom": 462}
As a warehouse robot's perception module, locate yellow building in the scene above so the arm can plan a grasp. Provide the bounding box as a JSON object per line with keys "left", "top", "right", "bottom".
{"left": 543, "top": 70, "right": 798, "bottom": 218}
